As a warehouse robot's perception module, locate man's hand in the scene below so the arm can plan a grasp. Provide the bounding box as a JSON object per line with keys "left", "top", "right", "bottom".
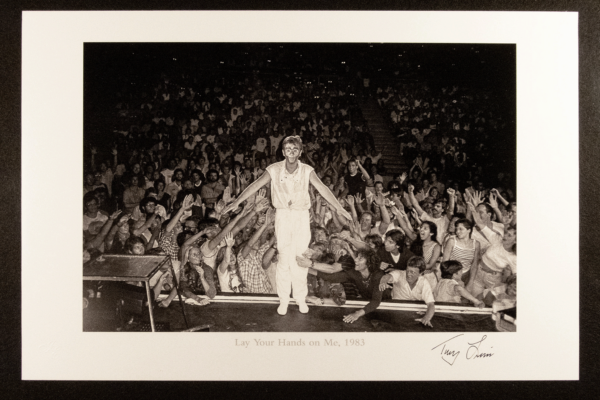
{"left": 117, "top": 214, "right": 131, "bottom": 226}
{"left": 295, "top": 256, "right": 312, "bottom": 269}
{"left": 109, "top": 210, "right": 122, "bottom": 220}
{"left": 379, "top": 274, "right": 392, "bottom": 291}
{"left": 346, "top": 195, "right": 355, "bottom": 207}
{"left": 215, "top": 199, "right": 226, "bottom": 215}
{"left": 223, "top": 186, "right": 232, "bottom": 205}
{"left": 447, "top": 188, "right": 456, "bottom": 197}
{"left": 222, "top": 201, "right": 239, "bottom": 215}
{"left": 354, "top": 193, "right": 364, "bottom": 204}
{"left": 408, "top": 184, "right": 415, "bottom": 194}
{"left": 343, "top": 311, "right": 362, "bottom": 324}
{"left": 254, "top": 198, "right": 269, "bottom": 213}
{"left": 223, "top": 232, "right": 235, "bottom": 247}
{"left": 415, "top": 316, "right": 433, "bottom": 328}
{"left": 399, "top": 172, "right": 407, "bottom": 183}
{"left": 182, "top": 194, "right": 195, "bottom": 211}
{"left": 488, "top": 192, "right": 499, "bottom": 209}
{"left": 256, "top": 188, "right": 267, "bottom": 203}
{"left": 472, "top": 190, "right": 484, "bottom": 207}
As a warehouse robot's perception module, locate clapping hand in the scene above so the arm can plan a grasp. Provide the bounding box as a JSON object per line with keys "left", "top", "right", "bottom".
{"left": 109, "top": 210, "right": 122, "bottom": 220}
{"left": 399, "top": 172, "right": 407, "bottom": 183}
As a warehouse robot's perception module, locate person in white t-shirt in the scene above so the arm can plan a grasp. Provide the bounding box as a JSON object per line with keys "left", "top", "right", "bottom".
{"left": 223, "top": 136, "right": 352, "bottom": 316}
{"left": 379, "top": 256, "right": 436, "bottom": 328}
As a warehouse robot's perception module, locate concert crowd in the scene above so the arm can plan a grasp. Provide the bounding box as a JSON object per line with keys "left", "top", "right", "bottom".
{"left": 83, "top": 48, "right": 516, "bottom": 325}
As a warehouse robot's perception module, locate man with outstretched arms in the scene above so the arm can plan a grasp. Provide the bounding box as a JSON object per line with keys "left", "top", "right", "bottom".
{"left": 224, "top": 136, "right": 351, "bottom": 315}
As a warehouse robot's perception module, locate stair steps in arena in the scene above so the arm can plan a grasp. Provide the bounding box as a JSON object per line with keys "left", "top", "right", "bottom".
{"left": 361, "top": 98, "right": 407, "bottom": 176}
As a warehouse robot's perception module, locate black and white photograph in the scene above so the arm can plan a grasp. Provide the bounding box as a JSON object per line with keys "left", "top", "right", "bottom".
{"left": 21, "top": 11, "right": 578, "bottom": 381}
{"left": 81, "top": 42, "right": 517, "bottom": 334}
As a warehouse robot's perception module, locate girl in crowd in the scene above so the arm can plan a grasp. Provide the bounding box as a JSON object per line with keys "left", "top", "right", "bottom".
{"left": 159, "top": 227, "right": 216, "bottom": 308}
{"left": 467, "top": 202, "right": 516, "bottom": 296}
{"left": 409, "top": 221, "right": 442, "bottom": 275}
{"left": 217, "top": 233, "right": 244, "bottom": 293}
{"left": 442, "top": 218, "right": 481, "bottom": 285}
{"left": 153, "top": 179, "right": 171, "bottom": 213}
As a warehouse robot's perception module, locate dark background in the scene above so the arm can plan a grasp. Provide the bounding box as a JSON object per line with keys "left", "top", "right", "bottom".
{"left": 2, "top": 1, "right": 598, "bottom": 399}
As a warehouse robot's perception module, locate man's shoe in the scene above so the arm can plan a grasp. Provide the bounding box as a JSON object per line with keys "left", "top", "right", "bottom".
{"left": 277, "top": 302, "right": 289, "bottom": 315}
{"left": 298, "top": 302, "right": 309, "bottom": 314}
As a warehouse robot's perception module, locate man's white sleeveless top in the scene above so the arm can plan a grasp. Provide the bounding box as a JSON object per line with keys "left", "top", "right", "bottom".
{"left": 266, "top": 160, "right": 313, "bottom": 211}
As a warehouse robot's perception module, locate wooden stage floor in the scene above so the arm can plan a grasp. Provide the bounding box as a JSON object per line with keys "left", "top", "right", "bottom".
{"left": 83, "top": 292, "right": 497, "bottom": 333}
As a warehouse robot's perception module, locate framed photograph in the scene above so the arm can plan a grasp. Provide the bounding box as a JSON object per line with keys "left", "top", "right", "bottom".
{"left": 22, "top": 11, "right": 578, "bottom": 381}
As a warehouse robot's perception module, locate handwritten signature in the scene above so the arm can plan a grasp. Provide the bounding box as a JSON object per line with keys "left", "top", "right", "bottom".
{"left": 431, "top": 334, "right": 494, "bottom": 366}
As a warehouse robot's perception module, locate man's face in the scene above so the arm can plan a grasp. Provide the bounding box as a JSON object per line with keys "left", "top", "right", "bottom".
{"left": 175, "top": 171, "right": 184, "bottom": 181}
{"left": 360, "top": 213, "right": 372, "bottom": 230}
{"left": 183, "top": 180, "right": 193, "bottom": 190}
{"left": 375, "top": 183, "right": 383, "bottom": 195}
{"left": 85, "top": 174, "right": 95, "bottom": 186}
{"left": 146, "top": 165, "right": 153, "bottom": 175}
{"left": 131, "top": 176, "right": 139, "bottom": 187}
{"left": 406, "top": 266, "right": 421, "bottom": 285}
{"left": 188, "top": 247, "right": 202, "bottom": 265}
{"left": 133, "top": 164, "right": 141, "bottom": 174}
{"left": 222, "top": 166, "right": 230, "bottom": 175}
{"left": 432, "top": 202, "right": 444, "bottom": 218}
{"left": 208, "top": 172, "right": 218, "bottom": 183}
{"left": 384, "top": 236, "right": 398, "bottom": 252}
{"left": 323, "top": 176, "right": 332, "bottom": 186}
{"left": 143, "top": 201, "right": 157, "bottom": 215}
{"left": 314, "top": 229, "right": 327, "bottom": 243}
{"left": 430, "top": 173, "right": 437, "bottom": 183}
{"left": 183, "top": 220, "right": 198, "bottom": 234}
{"left": 282, "top": 144, "right": 302, "bottom": 162}
{"left": 244, "top": 159, "right": 253, "bottom": 168}
{"left": 476, "top": 204, "right": 491, "bottom": 223}
{"left": 192, "top": 172, "right": 201, "bottom": 183}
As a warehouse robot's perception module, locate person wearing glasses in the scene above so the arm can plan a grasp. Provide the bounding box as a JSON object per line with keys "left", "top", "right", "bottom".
{"left": 223, "top": 136, "right": 352, "bottom": 316}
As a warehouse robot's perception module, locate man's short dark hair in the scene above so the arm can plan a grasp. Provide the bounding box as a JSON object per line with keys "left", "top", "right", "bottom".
{"left": 198, "top": 217, "right": 220, "bottom": 231}
{"left": 386, "top": 229, "right": 405, "bottom": 252}
{"left": 140, "top": 197, "right": 158, "bottom": 210}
